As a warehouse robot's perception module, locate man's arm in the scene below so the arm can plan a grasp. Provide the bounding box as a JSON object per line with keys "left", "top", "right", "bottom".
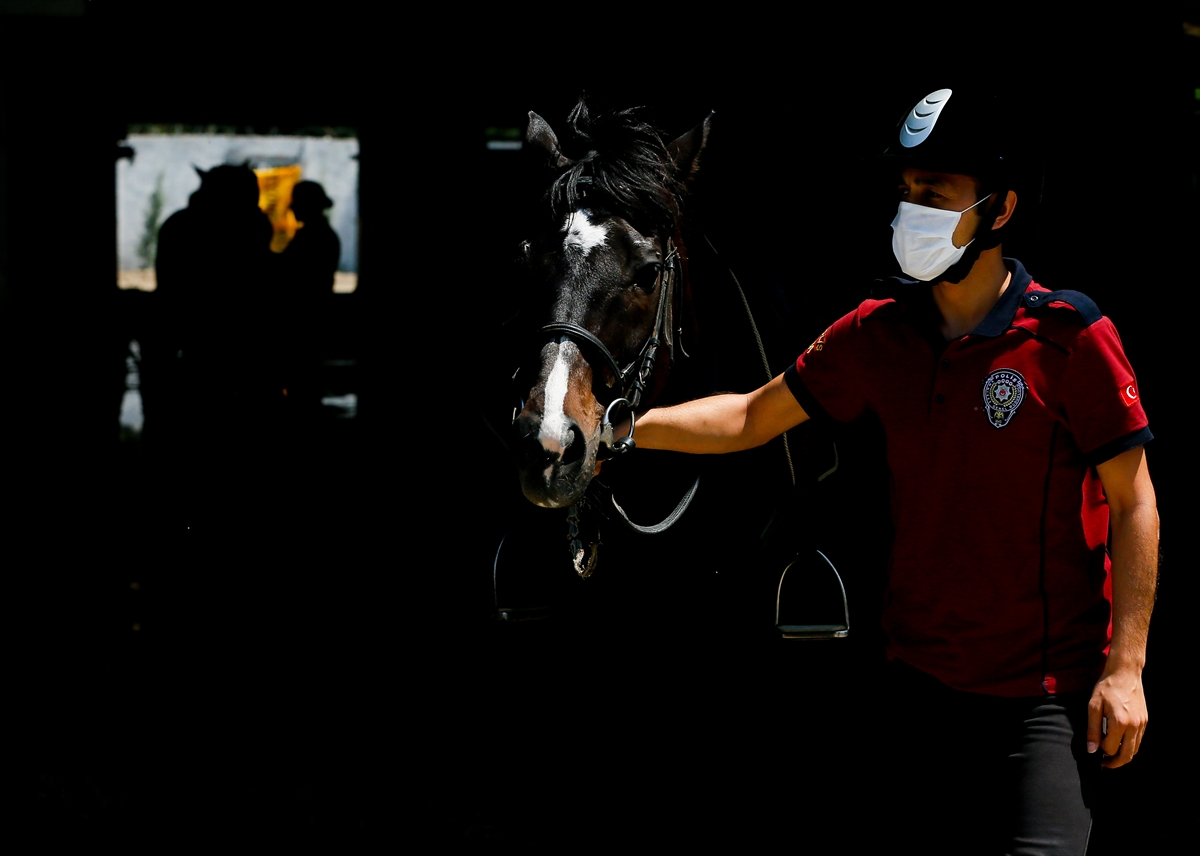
{"left": 1089, "top": 445, "right": 1159, "bottom": 768}
{"left": 631, "top": 372, "right": 810, "bottom": 454}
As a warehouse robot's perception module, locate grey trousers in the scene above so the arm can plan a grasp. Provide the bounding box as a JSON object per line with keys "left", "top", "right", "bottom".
{"left": 878, "top": 659, "right": 1098, "bottom": 856}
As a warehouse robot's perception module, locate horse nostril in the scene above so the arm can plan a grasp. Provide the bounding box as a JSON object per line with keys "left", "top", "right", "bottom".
{"left": 513, "top": 413, "right": 587, "bottom": 471}
{"left": 519, "top": 432, "right": 557, "bottom": 469}
{"left": 560, "top": 422, "right": 585, "bottom": 466}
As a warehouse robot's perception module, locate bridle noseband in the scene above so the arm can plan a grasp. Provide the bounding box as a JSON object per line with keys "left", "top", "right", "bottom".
{"left": 539, "top": 238, "right": 680, "bottom": 457}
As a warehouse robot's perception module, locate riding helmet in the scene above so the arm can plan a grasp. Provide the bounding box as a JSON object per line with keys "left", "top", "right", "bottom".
{"left": 881, "top": 87, "right": 1013, "bottom": 191}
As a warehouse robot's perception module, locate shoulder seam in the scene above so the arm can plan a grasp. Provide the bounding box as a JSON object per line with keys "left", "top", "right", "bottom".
{"left": 1022, "top": 289, "right": 1102, "bottom": 326}
{"left": 859, "top": 297, "right": 901, "bottom": 321}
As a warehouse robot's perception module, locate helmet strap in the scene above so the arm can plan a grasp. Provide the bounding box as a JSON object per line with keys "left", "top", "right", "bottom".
{"left": 933, "top": 190, "right": 1008, "bottom": 284}
{"left": 973, "top": 188, "right": 1011, "bottom": 252}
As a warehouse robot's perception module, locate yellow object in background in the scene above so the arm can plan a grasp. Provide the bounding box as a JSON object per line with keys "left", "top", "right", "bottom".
{"left": 255, "top": 164, "right": 302, "bottom": 253}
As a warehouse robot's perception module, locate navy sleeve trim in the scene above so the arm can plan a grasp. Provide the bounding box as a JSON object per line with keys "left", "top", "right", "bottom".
{"left": 1022, "top": 289, "right": 1103, "bottom": 326}
{"left": 784, "top": 363, "right": 832, "bottom": 422}
{"left": 1084, "top": 426, "right": 1154, "bottom": 468}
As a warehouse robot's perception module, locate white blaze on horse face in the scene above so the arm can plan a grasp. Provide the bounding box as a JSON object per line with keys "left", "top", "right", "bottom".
{"left": 563, "top": 210, "right": 608, "bottom": 254}
{"left": 540, "top": 339, "right": 578, "bottom": 453}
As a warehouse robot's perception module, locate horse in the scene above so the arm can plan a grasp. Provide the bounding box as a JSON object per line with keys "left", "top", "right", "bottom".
{"left": 510, "top": 102, "right": 710, "bottom": 513}
{"left": 473, "top": 97, "right": 863, "bottom": 648}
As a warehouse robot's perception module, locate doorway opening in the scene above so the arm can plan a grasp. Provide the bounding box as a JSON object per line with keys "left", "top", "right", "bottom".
{"left": 115, "top": 125, "right": 362, "bottom": 441}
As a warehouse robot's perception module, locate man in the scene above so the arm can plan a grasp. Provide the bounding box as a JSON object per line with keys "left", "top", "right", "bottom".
{"left": 283, "top": 180, "right": 341, "bottom": 299}
{"left": 624, "top": 88, "right": 1158, "bottom": 852}
{"left": 279, "top": 180, "right": 342, "bottom": 418}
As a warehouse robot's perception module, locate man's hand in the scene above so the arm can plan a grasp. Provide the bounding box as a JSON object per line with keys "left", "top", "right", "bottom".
{"left": 1087, "top": 666, "right": 1147, "bottom": 768}
{"left": 1091, "top": 445, "right": 1159, "bottom": 769}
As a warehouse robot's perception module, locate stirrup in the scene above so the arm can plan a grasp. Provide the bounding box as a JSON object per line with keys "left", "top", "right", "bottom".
{"left": 775, "top": 550, "right": 850, "bottom": 640}
{"left": 493, "top": 535, "right": 555, "bottom": 621}
{"left": 492, "top": 504, "right": 596, "bottom": 621}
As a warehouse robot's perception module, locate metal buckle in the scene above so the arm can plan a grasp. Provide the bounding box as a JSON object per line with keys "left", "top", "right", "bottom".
{"left": 598, "top": 397, "right": 635, "bottom": 458}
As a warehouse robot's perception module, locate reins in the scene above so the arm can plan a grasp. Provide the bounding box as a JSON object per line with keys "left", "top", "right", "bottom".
{"left": 703, "top": 233, "right": 796, "bottom": 488}
{"left": 593, "top": 233, "right": 796, "bottom": 545}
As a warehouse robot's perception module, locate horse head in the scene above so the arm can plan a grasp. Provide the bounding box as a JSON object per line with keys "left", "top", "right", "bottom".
{"left": 513, "top": 101, "right": 712, "bottom": 509}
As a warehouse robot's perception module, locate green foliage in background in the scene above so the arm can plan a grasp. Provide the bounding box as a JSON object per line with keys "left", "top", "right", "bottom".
{"left": 137, "top": 172, "right": 165, "bottom": 269}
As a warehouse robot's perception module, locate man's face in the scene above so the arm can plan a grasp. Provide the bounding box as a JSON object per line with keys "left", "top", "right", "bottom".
{"left": 897, "top": 167, "right": 991, "bottom": 249}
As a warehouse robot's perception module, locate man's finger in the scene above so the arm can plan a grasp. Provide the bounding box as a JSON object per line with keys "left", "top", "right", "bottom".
{"left": 1102, "top": 730, "right": 1139, "bottom": 768}
{"left": 1086, "top": 700, "right": 1104, "bottom": 754}
{"left": 1101, "top": 717, "right": 1124, "bottom": 758}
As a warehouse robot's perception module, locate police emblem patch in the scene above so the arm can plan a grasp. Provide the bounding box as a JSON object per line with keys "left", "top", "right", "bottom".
{"left": 982, "top": 368, "right": 1026, "bottom": 428}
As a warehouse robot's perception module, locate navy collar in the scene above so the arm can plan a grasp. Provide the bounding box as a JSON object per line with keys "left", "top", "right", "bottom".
{"left": 871, "top": 257, "right": 1032, "bottom": 340}
{"left": 971, "top": 258, "right": 1032, "bottom": 338}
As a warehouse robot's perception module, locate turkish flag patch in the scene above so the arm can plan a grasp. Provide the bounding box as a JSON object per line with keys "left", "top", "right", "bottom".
{"left": 1122, "top": 383, "right": 1140, "bottom": 407}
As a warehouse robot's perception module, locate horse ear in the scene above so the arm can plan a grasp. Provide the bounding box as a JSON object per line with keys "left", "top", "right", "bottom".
{"left": 668, "top": 111, "right": 714, "bottom": 187}
{"left": 526, "top": 110, "right": 573, "bottom": 170}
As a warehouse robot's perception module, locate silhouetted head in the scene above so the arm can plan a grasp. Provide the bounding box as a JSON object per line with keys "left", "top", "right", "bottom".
{"left": 291, "top": 181, "right": 333, "bottom": 218}
{"left": 191, "top": 163, "right": 262, "bottom": 210}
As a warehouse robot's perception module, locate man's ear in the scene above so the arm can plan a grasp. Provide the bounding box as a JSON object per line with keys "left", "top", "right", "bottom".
{"left": 991, "top": 190, "right": 1018, "bottom": 230}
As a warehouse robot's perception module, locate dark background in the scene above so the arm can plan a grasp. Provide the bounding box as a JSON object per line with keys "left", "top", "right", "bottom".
{"left": 7, "top": 3, "right": 1195, "bottom": 849}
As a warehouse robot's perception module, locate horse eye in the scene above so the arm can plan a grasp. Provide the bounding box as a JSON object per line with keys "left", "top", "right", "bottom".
{"left": 516, "top": 240, "right": 543, "bottom": 272}
{"left": 631, "top": 263, "right": 660, "bottom": 292}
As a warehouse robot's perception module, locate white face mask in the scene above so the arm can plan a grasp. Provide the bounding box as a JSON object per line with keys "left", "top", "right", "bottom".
{"left": 890, "top": 194, "right": 991, "bottom": 282}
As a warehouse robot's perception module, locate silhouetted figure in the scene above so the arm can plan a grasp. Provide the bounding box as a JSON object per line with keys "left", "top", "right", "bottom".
{"left": 279, "top": 181, "right": 340, "bottom": 422}
{"left": 283, "top": 181, "right": 340, "bottom": 297}
{"left": 142, "top": 163, "right": 276, "bottom": 522}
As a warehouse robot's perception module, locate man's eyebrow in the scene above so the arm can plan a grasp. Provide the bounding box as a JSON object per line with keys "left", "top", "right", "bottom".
{"left": 904, "top": 176, "right": 955, "bottom": 190}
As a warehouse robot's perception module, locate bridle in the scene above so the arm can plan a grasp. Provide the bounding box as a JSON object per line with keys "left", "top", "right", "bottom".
{"left": 506, "top": 234, "right": 694, "bottom": 577}
{"left": 542, "top": 234, "right": 703, "bottom": 550}
{"left": 539, "top": 237, "right": 681, "bottom": 458}
{"left": 498, "top": 228, "right": 806, "bottom": 583}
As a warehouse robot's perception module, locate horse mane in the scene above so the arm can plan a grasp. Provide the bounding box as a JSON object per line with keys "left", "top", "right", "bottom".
{"left": 545, "top": 100, "right": 684, "bottom": 235}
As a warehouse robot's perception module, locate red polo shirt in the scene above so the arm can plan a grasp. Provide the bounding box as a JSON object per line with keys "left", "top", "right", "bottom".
{"left": 785, "top": 259, "right": 1152, "bottom": 697}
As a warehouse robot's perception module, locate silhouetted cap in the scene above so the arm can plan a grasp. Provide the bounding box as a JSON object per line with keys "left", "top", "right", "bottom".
{"left": 194, "top": 163, "right": 262, "bottom": 207}
{"left": 291, "top": 181, "right": 333, "bottom": 210}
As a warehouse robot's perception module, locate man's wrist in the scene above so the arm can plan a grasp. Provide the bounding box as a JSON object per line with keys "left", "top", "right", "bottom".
{"left": 1101, "top": 651, "right": 1146, "bottom": 676}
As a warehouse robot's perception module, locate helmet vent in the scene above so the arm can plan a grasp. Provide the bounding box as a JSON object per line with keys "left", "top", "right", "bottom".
{"left": 899, "top": 89, "right": 953, "bottom": 148}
